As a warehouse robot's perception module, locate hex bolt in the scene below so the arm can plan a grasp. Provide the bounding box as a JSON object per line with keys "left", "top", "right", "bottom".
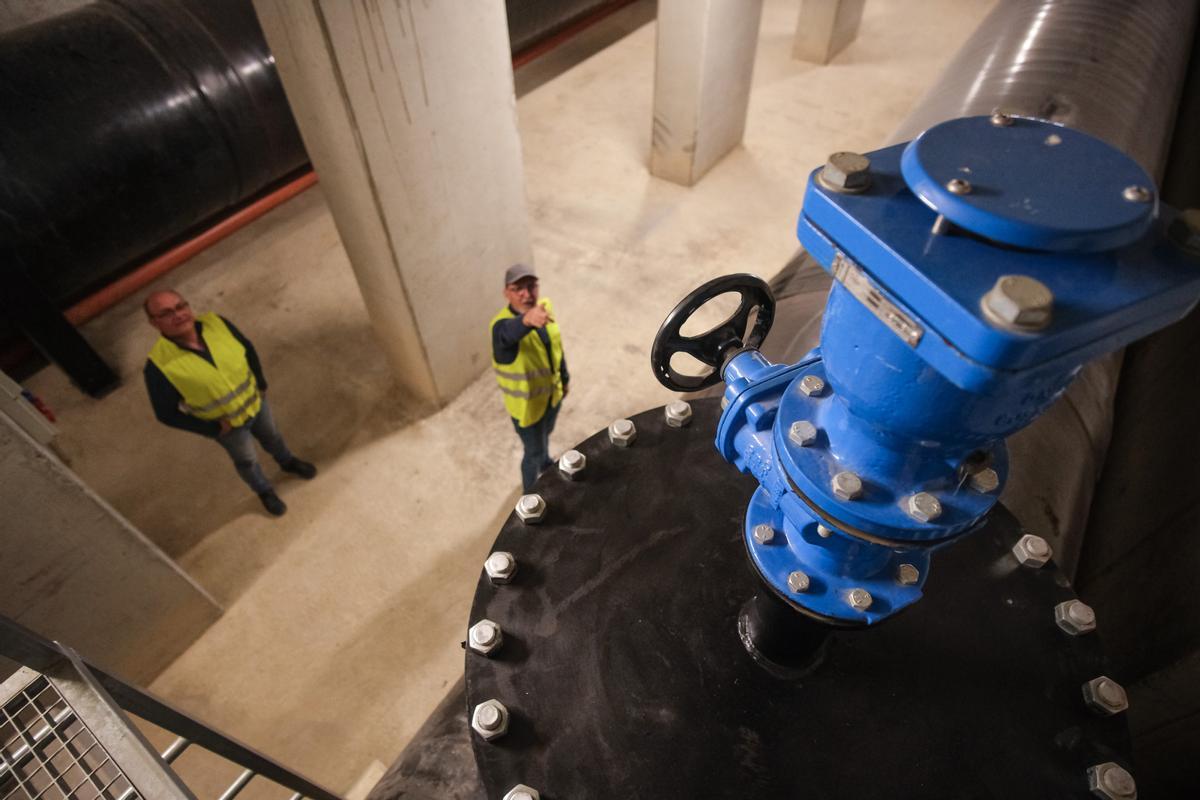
{"left": 896, "top": 563, "right": 920, "bottom": 586}
{"left": 1167, "top": 208, "right": 1200, "bottom": 258}
{"left": 1083, "top": 676, "right": 1129, "bottom": 716}
{"left": 946, "top": 177, "right": 972, "bottom": 195}
{"left": 1122, "top": 185, "right": 1152, "bottom": 203}
{"left": 787, "top": 571, "right": 811, "bottom": 593}
{"left": 990, "top": 110, "right": 1014, "bottom": 127}
{"left": 905, "top": 492, "right": 943, "bottom": 523}
{"left": 969, "top": 467, "right": 1000, "bottom": 493}
{"left": 816, "top": 524, "right": 833, "bottom": 538}
{"left": 485, "top": 551, "right": 517, "bottom": 584}
{"left": 847, "top": 588, "right": 873, "bottom": 611}
{"left": 515, "top": 493, "right": 546, "bottom": 524}
{"left": 1012, "top": 533, "right": 1052, "bottom": 567}
{"left": 819, "top": 151, "right": 871, "bottom": 193}
{"left": 1087, "top": 763, "right": 1136, "bottom": 799}
{"left": 752, "top": 524, "right": 775, "bottom": 545}
{"left": 831, "top": 471, "right": 863, "bottom": 501}
{"left": 799, "top": 375, "right": 826, "bottom": 397}
{"left": 981, "top": 274, "right": 1054, "bottom": 332}
{"left": 559, "top": 449, "right": 586, "bottom": 479}
{"left": 468, "top": 619, "right": 503, "bottom": 656}
{"left": 609, "top": 418, "right": 637, "bottom": 447}
{"left": 1055, "top": 599, "right": 1097, "bottom": 636}
{"left": 503, "top": 786, "right": 540, "bottom": 800}
{"left": 789, "top": 420, "right": 818, "bottom": 447}
{"left": 665, "top": 401, "right": 693, "bottom": 428}
{"left": 471, "top": 699, "right": 509, "bottom": 741}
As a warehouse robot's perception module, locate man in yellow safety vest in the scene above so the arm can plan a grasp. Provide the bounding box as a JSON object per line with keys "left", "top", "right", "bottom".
{"left": 491, "top": 264, "right": 570, "bottom": 491}
{"left": 143, "top": 289, "right": 315, "bottom": 517}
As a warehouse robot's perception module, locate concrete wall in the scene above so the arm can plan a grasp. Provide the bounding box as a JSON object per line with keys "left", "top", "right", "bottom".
{"left": 0, "top": 414, "right": 221, "bottom": 683}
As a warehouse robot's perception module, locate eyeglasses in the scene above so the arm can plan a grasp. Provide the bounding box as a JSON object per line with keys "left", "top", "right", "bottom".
{"left": 151, "top": 300, "right": 189, "bottom": 320}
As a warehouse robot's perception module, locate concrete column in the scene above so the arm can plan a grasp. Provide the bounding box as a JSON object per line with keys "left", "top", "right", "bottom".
{"left": 0, "top": 414, "right": 221, "bottom": 683}
{"left": 650, "top": 0, "right": 764, "bottom": 187}
{"left": 252, "top": 0, "right": 532, "bottom": 406}
{"left": 792, "top": 0, "right": 865, "bottom": 64}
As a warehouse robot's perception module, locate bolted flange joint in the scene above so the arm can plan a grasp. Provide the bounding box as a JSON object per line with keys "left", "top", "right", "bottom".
{"left": 608, "top": 418, "right": 637, "bottom": 446}
{"left": 485, "top": 551, "right": 517, "bottom": 584}
{"left": 468, "top": 619, "right": 503, "bottom": 656}
{"left": 1054, "top": 599, "right": 1096, "bottom": 635}
{"left": 847, "top": 588, "right": 873, "bottom": 611}
{"left": 515, "top": 493, "right": 546, "bottom": 524}
{"left": 665, "top": 400, "right": 693, "bottom": 428}
{"left": 799, "top": 375, "right": 826, "bottom": 397}
{"left": 905, "top": 492, "right": 942, "bottom": 522}
{"left": 787, "top": 571, "right": 810, "bottom": 593}
{"left": 831, "top": 471, "right": 863, "bottom": 501}
{"left": 503, "top": 785, "right": 540, "bottom": 800}
{"left": 789, "top": 420, "right": 817, "bottom": 447}
{"left": 1087, "top": 762, "right": 1137, "bottom": 800}
{"left": 1012, "top": 533, "right": 1052, "bottom": 567}
{"left": 752, "top": 524, "right": 775, "bottom": 545}
{"left": 1083, "top": 676, "right": 1129, "bottom": 716}
{"left": 559, "top": 449, "right": 586, "bottom": 479}
{"left": 471, "top": 699, "right": 510, "bottom": 741}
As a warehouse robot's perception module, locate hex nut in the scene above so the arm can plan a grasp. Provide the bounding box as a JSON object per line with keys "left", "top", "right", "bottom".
{"left": 1167, "top": 208, "right": 1200, "bottom": 258}
{"left": 471, "top": 699, "right": 509, "bottom": 741}
{"left": 787, "top": 571, "right": 811, "bottom": 593}
{"left": 468, "top": 619, "right": 503, "bottom": 656}
{"left": 503, "top": 786, "right": 540, "bottom": 800}
{"left": 665, "top": 401, "right": 693, "bottom": 428}
{"left": 982, "top": 275, "right": 1054, "bottom": 331}
{"left": 847, "top": 588, "right": 873, "bottom": 611}
{"left": 559, "top": 449, "right": 586, "bottom": 479}
{"left": 1122, "top": 185, "right": 1152, "bottom": 203}
{"left": 515, "top": 493, "right": 546, "bottom": 524}
{"left": 1055, "top": 599, "right": 1097, "bottom": 636}
{"left": 1012, "top": 534, "right": 1052, "bottom": 567}
{"left": 485, "top": 551, "right": 517, "bottom": 584}
{"left": 1083, "top": 676, "right": 1129, "bottom": 716}
{"left": 799, "top": 375, "right": 826, "bottom": 397}
{"left": 946, "top": 178, "right": 972, "bottom": 195}
{"left": 969, "top": 467, "right": 1000, "bottom": 493}
{"left": 789, "top": 420, "right": 818, "bottom": 447}
{"left": 1088, "top": 763, "right": 1137, "bottom": 799}
{"left": 819, "top": 151, "right": 871, "bottom": 193}
{"left": 831, "top": 471, "right": 863, "bottom": 501}
{"left": 816, "top": 524, "right": 833, "bottom": 538}
{"left": 752, "top": 524, "right": 775, "bottom": 545}
{"left": 896, "top": 563, "right": 920, "bottom": 586}
{"left": 905, "top": 492, "right": 943, "bottom": 523}
{"left": 609, "top": 418, "right": 637, "bottom": 446}
{"left": 990, "top": 110, "right": 1014, "bottom": 127}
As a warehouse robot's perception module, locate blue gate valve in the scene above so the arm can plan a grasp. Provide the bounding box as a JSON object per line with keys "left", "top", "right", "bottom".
{"left": 651, "top": 115, "right": 1200, "bottom": 628}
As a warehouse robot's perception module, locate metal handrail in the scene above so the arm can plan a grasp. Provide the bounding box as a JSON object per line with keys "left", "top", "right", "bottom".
{"left": 0, "top": 615, "right": 342, "bottom": 800}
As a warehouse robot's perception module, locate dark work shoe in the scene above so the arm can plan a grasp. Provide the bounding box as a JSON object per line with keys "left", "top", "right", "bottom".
{"left": 258, "top": 490, "right": 287, "bottom": 517}
{"left": 282, "top": 458, "right": 317, "bottom": 479}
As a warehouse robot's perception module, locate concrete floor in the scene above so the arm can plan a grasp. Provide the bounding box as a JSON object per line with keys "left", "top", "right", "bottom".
{"left": 23, "top": 0, "right": 991, "bottom": 795}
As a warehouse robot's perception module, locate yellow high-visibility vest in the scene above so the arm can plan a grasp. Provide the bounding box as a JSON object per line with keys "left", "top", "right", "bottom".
{"left": 491, "top": 298, "right": 564, "bottom": 428}
{"left": 148, "top": 312, "right": 262, "bottom": 428}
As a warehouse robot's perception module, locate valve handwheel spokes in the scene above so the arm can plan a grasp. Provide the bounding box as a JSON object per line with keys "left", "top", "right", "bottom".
{"left": 651, "top": 274, "right": 776, "bottom": 392}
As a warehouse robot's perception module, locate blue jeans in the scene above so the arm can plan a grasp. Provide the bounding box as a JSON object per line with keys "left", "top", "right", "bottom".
{"left": 215, "top": 399, "right": 295, "bottom": 495}
{"left": 512, "top": 402, "right": 560, "bottom": 492}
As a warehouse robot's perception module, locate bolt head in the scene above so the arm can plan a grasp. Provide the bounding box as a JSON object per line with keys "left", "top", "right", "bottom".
{"left": 969, "top": 467, "right": 1000, "bottom": 493}
{"left": 905, "top": 492, "right": 943, "bottom": 523}
{"left": 468, "top": 620, "right": 503, "bottom": 656}
{"left": 1012, "top": 533, "right": 1052, "bottom": 567}
{"left": 819, "top": 151, "right": 871, "bottom": 193}
{"left": 484, "top": 551, "right": 517, "bottom": 584}
{"left": 665, "top": 400, "right": 693, "bottom": 428}
{"left": 1083, "top": 676, "right": 1129, "bottom": 716}
{"left": 559, "top": 449, "right": 586, "bottom": 478}
{"left": 896, "top": 563, "right": 920, "bottom": 586}
{"left": 608, "top": 418, "right": 637, "bottom": 446}
{"left": 1122, "top": 185, "right": 1152, "bottom": 203}
{"left": 1167, "top": 208, "right": 1200, "bottom": 257}
{"left": 816, "top": 524, "right": 833, "bottom": 538}
{"left": 515, "top": 493, "right": 546, "bottom": 524}
{"left": 503, "top": 786, "right": 540, "bottom": 800}
{"left": 799, "top": 375, "right": 826, "bottom": 397}
{"left": 1054, "top": 599, "right": 1097, "bottom": 635}
{"left": 831, "top": 471, "right": 863, "bottom": 501}
{"left": 471, "top": 700, "right": 509, "bottom": 740}
{"left": 788, "top": 420, "right": 818, "bottom": 447}
{"left": 990, "top": 110, "right": 1014, "bottom": 127}
{"left": 1088, "top": 763, "right": 1136, "bottom": 799}
{"left": 752, "top": 524, "right": 775, "bottom": 545}
{"left": 847, "top": 588, "right": 873, "bottom": 611}
{"left": 787, "top": 571, "right": 811, "bottom": 593}
{"left": 946, "top": 177, "right": 972, "bottom": 195}
{"left": 982, "top": 275, "right": 1054, "bottom": 331}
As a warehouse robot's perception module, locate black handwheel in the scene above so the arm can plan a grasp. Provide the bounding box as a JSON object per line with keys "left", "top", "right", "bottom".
{"left": 651, "top": 273, "right": 775, "bottom": 392}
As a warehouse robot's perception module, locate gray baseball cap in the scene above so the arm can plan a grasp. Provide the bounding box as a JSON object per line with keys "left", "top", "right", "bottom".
{"left": 504, "top": 263, "right": 537, "bottom": 286}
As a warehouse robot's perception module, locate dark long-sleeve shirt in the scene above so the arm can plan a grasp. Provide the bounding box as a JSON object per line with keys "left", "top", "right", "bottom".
{"left": 491, "top": 306, "right": 569, "bottom": 388}
{"left": 144, "top": 316, "right": 266, "bottom": 438}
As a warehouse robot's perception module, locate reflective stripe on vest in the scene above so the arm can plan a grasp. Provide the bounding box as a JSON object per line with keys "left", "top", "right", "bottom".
{"left": 490, "top": 299, "right": 564, "bottom": 428}
{"left": 148, "top": 312, "right": 263, "bottom": 428}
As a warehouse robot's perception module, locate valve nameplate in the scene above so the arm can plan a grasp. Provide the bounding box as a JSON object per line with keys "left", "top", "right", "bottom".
{"left": 832, "top": 253, "right": 924, "bottom": 347}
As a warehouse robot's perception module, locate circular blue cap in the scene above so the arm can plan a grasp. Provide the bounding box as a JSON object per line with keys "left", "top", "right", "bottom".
{"left": 900, "top": 116, "right": 1156, "bottom": 252}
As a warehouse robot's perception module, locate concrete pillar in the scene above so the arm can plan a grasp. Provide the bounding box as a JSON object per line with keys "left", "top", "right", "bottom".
{"left": 650, "top": 0, "right": 765, "bottom": 187}
{"left": 0, "top": 414, "right": 221, "bottom": 683}
{"left": 252, "top": 0, "right": 532, "bottom": 406}
{"left": 792, "top": 0, "right": 866, "bottom": 64}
